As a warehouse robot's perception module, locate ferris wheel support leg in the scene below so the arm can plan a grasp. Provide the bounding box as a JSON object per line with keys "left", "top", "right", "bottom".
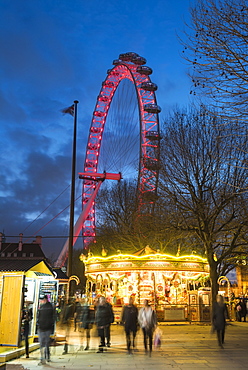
{"left": 74, "top": 180, "right": 103, "bottom": 241}
{"left": 54, "top": 180, "right": 103, "bottom": 268}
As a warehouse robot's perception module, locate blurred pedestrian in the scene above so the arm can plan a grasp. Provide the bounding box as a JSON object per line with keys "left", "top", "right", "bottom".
{"left": 22, "top": 303, "right": 33, "bottom": 358}
{"left": 121, "top": 296, "right": 138, "bottom": 354}
{"left": 55, "top": 303, "right": 62, "bottom": 323}
{"left": 138, "top": 299, "right": 157, "bottom": 356}
{"left": 240, "top": 298, "right": 247, "bottom": 322}
{"left": 235, "top": 299, "right": 243, "bottom": 322}
{"left": 79, "top": 298, "right": 95, "bottom": 350}
{"left": 95, "top": 296, "right": 114, "bottom": 353}
{"left": 74, "top": 298, "right": 82, "bottom": 331}
{"left": 37, "top": 295, "right": 55, "bottom": 365}
{"left": 237, "top": 298, "right": 247, "bottom": 322}
{"left": 105, "top": 297, "right": 114, "bottom": 347}
{"left": 61, "top": 298, "right": 74, "bottom": 354}
{"left": 212, "top": 294, "right": 229, "bottom": 349}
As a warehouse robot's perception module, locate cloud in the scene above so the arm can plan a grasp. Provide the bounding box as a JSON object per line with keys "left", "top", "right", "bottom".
{"left": 0, "top": 0, "right": 194, "bottom": 260}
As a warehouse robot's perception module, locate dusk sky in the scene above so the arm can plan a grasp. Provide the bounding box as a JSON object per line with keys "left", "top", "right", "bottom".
{"left": 0, "top": 0, "right": 196, "bottom": 261}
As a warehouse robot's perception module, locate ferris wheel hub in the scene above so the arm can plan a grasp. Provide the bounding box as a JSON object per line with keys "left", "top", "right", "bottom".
{"left": 79, "top": 172, "right": 122, "bottom": 181}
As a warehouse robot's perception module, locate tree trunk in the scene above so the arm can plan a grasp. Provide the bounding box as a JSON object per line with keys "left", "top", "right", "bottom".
{"left": 209, "top": 259, "right": 218, "bottom": 320}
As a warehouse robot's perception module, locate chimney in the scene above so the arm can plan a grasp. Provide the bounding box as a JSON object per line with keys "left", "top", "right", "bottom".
{"left": 18, "top": 233, "right": 23, "bottom": 251}
{"left": 35, "top": 235, "right": 42, "bottom": 246}
{"left": 0, "top": 232, "right": 2, "bottom": 251}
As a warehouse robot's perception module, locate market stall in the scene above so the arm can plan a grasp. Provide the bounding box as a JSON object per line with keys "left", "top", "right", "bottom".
{"left": 0, "top": 260, "right": 58, "bottom": 350}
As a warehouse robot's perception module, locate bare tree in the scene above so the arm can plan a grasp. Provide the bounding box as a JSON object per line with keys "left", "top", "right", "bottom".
{"left": 94, "top": 180, "right": 177, "bottom": 254}
{"left": 159, "top": 107, "right": 248, "bottom": 303}
{"left": 94, "top": 180, "right": 148, "bottom": 254}
{"left": 96, "top": 180, "right": 137, "bottom": 235}
{"left": 182, "top": 0, "right": 248, "bottom": 120}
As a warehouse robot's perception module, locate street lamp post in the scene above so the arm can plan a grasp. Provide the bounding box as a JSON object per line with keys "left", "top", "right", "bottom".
{"left": 67, "top": 100, "right": 79, "bottom": 295}
{"left": 218, "top": 276, "right": 232, "bottom": 320}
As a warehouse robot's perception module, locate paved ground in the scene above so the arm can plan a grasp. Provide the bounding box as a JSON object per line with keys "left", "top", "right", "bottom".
{"left": 6, "top": 322, "right": 248, "bottom": 370}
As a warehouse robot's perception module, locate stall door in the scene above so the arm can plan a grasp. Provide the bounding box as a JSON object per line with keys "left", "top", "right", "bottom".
{"left": 0, "top": 275, "right": 24, "bottom": 346}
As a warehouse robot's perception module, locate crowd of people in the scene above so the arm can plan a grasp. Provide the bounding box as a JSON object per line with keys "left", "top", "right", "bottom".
{"left": 58, "top": 296, "right": 158, "bottom": 356}
{"left": 35, "top": 295, "right": 158, "bottom": 364}
{"left": 34, "top": 293, "right": 247, "bottom": 364}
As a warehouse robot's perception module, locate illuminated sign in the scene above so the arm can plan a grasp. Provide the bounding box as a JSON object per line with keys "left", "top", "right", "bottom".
{"left": 144, "top": 261, "right": 171, "bottom": 267}
{"left": 180, "top": 263, "right": 201, "bottom": 269}
{"left": 109, "top": 262, "right": 134, "bottom": 269}
{"left": 86, "top": 263, "right": 104, "bottom": 272}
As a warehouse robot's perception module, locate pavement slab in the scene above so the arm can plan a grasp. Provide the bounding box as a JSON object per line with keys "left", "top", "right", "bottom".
{"left": 5, "top": 322, "right": 248, "bottom": 370}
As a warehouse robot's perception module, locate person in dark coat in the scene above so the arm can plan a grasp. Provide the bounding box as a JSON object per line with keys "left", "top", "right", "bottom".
{"left": 212, "top": 294, "right": 229, "bottom": 349}
{"left": 22, "top": 303, "right": 33, "bottom": 358}
{"left": 236, "top": 299, "right": 247, "bottom": 322}
{"left": 37, "top": 295, "right": 55, "bottom": 365}
{"left": 121, "top": 296, "right": 139, "bottom": 354}
{"left": 104, "top": 298, "right": 114, "bottom": 347}
{"left": 235, "top": 299, "right": 243, "bottom": 322}
{"left": 95, "top": 296, "right": 114, "bottom": 352}
{"left": 79, "top": 299, "right": 95, "bottom": 350}
{"left": 240, "top": 299, "right": 247, "bottom": 322}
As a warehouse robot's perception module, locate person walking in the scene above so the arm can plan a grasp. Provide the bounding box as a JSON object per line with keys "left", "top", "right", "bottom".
{"left": 240, "top": 299, "right": 247, "bottom": 322}
{"left": 105, "top": 298, "right": 114, "bottom": 347}
{"left": 212, "top": 294, "right": 229, "bottom": 349}
{"left": 79, "top": 298, "right": 95, "bottom": 350}
{"left": 37, "top": 295, "right": 55, "bottom": 365}
{"left": 95, "top": 296, "right": 114, "bottom": 353}
{"left": 138, "top": 299, "right": 157, "bottom": 356}
{"left": 74, "top": 298, "right": 82, "bottom": 331}
{"left": 61, "top": 298, "right": 74, "bottom": 355}
{"left": 235, "top": 299, "right": 243, "bottom": 322}
{"left": 22, "top": 303, "right": 33, "bottom": 358}
{"left": 121, "top": 296, "right": 139, "bottom": 354}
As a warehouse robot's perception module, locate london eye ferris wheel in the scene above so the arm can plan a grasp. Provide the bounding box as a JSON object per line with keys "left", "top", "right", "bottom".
{"left": 81, "top": 52, "right": 161, "bottom": 250}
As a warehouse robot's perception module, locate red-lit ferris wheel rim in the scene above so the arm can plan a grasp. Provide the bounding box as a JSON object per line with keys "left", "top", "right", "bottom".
{"left": 82, "top": 52, "right": 161, "bottom": 249}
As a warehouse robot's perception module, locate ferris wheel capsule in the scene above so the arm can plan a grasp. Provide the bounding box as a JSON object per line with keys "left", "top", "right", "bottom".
{"left": 144, "top": 104, "right": 161, "bottom": 113}
{"left": 140, "top": 82, "right": 158, "bottom": 91}
{"left": 136, "top": 66, "right": 153, "bottom": 75}
{"left": 112, "top": 59, "right": 121, "bottom": 65}
{"left": 132, "top": 56, "right": 147, "bottom": 65}
{"left": 119, "top": 52, "right": 139, "bottom": 61}
{"left": 145, "top": 130, "right": 161, "bottom": 141}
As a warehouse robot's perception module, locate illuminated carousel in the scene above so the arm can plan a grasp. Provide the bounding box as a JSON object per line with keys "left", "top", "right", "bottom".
{"left": 82, "top": 246, "right": 211, "bottom": 322}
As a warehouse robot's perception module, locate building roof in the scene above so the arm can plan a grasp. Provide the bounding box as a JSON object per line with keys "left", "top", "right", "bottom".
{"left": 53, "top": 268, "right": 69, "bottom": 280}
{"left": 0, "top": 236, "right": 68, "bottom": 281}
{"left": 0, "top": 258, "right": 52, "bottom": 272}
{"left": 0, "top": 242, "right": 46, "bottom": 259}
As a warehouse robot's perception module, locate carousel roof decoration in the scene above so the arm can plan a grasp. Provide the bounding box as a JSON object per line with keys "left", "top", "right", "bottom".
{"left": 83, "top": 246, "right": 209, "bottom": 275}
